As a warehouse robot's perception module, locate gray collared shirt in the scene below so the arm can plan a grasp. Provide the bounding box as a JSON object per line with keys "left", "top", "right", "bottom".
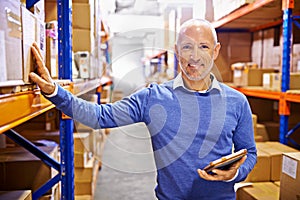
{"left": 173, "top": 72, "right": 222, "bottom": 93}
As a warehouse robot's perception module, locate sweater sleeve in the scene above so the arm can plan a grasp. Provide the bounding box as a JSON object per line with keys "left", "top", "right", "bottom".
{"left": 232, "top": 97, "right": 257, "bottom": 183}
{"left": 46, "top": 84, "right": 149, "bottom": 129}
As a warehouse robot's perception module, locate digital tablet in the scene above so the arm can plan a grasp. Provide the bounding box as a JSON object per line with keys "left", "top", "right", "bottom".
{"left": 203, "top": 149, "right": 247, "bottom": 173}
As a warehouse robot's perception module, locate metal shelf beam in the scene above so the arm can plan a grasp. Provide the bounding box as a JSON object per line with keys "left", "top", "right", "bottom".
{"left": 57, "top": 0, "right": 74, "bottom": 199}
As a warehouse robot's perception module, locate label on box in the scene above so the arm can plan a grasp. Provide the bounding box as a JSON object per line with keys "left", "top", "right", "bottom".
{"left": 234, "top": 70, "right": 242, "bottom": 78}
{"left": 282, "top": 155, "right": 298, "bottom": 179}
{"left": 263, "top": 73, "right": 270, "bottom": 85}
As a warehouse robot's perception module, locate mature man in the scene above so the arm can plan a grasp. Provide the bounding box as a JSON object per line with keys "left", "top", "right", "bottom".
{"left": 30, "top": 18, "right": 257, "bottom": 200}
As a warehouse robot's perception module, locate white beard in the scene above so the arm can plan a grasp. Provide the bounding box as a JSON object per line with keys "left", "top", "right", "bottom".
{"left": 179, "top": 58, "right": 214, "bottom": 81}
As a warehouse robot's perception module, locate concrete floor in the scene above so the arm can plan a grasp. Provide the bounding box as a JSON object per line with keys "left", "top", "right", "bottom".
{"left": 94, "top": 123, "right": 158, "bottom": 200}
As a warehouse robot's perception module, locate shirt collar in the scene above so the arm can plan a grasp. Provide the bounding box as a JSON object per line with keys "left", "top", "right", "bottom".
{"left": 173, "top": 72, "right": 222, "bottom": 93}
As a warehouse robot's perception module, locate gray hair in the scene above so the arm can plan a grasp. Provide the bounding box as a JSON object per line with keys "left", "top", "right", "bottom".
{"left": 176, "top": 19, "right": 218, "bottom": 46}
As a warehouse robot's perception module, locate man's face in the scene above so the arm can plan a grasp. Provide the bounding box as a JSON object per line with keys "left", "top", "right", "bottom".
{"left": 176, "top": 25, "right": 220, "bottom": 81}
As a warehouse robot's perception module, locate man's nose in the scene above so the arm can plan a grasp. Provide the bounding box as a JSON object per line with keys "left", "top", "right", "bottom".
{"left": 190, "top": 46, "right": 200, "bottom": 59}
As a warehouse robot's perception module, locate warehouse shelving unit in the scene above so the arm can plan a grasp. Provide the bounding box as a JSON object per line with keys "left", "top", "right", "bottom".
{"left": 212, "top": 0, "right": 299, "bottom": 146}
{"left": 0, "top": 0, "right": 103, "bottom": 199}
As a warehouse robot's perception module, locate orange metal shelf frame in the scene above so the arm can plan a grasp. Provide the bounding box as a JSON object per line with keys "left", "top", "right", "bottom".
{"left": 231, "top": 86, "right": 281, "bottom": 100}
{"left": 212, "top": 0, "right": 282, "bottom": 31}
{"left": 0, "top": 90, "right": 54, "bottom": 134}
{"left": 0, "top": 79, "right": 102, "bottom": 134}
{"left": 231, "top": 86, "right": 300, "bottom": 116}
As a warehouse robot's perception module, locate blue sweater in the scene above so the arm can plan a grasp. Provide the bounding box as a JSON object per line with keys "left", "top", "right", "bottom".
{"left": 48, "top": 80, "right": 257, "bottom": 200}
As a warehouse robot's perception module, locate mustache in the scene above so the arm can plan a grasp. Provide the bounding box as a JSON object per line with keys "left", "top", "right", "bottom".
{"left": 187, "top": 59, "right": 210, "bottom": 65}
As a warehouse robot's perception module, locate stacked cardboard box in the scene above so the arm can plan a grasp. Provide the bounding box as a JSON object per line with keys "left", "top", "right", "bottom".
{"left": 0, "top": 145, "right": 59, "bottom": 195}
{"left": 238, "top": 142, "right": 299, "bottom": 199}
{"left": 72, "top": 0, "right": 95, "bottom": 52}
{"left": 244, "top": 147, "right": 271, "bottom": 182}
{"left": 0, "top": 1, "right": 23, "bottom": 86}
{"left": 0, "top": 190, "right": 32, "bottom": 200}
{"left": 21, "top": 5, "right": 46, "bottom": 84}
{"left": 255, "top": 142, "right": 298, "bottom": 181}
{"left": 231, "top": 62, "right": 275, "bottom": 87}
{"left": 236, "top": 182, "right": 279, "bottom": 200}
{"left": 280, "top": 152, "right": 300, "bottom": 199}
{"left": 74, "top": 127, "right": 105, "bottom": 198}
{"left": 263, "top": 72, "right": 300, "bottom": 91}
{"left": 74, "top": 132, "right": 93, "bottom": 168}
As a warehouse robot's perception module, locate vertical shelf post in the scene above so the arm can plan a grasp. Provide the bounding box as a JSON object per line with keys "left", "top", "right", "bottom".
{"left": 57, "top": 0, "right": 74, "bottom": 199}
{"left": 280, "top": 1, "right": 294, "bottom": 144}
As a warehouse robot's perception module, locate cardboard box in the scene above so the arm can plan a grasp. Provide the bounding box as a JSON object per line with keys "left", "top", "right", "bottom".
{"left": 75, "top": 195, "right": 93, "bottom": 200}
{"left": 73, "top": 3, "right": 94, "bottom": 30}
{"left": 46, "top": 36, "right": 58, "bottom": 78}
{"left": 13, "top": 116, "right": 59, "bottom": 132}
{"left": 280, "top": 152, "right": 300, "bottom": 200}
{"left": 21, "top": 5, "right": 37, "bottom": 84}
{"left": 0, "top": 190, "right": 32, "bottom": 200}
{"left": 0, "top": 146, "right": 59, "bottom": 194}
{"left": 31, "top": 109, "right": 58, "bottom": 123}
{"left": 75, "top": 181, "right": 94, "bottom": 196}
{"left": 45, "top": 1, "right": 57, "bottom": 22}
{"left": 17, "top": 130, "right": 60, "bottom": 144}
{"left": 74, "top": 152, "right": 91, "bottom": 168}
{"left": 233, "top": 68, "right": 275, "bottom": 87}
{"left": 256, "top": 123, "right": 269, "bottom": 141}
{"left": 273, "top": 181, "right": 280, "bottom": 187}
{"left": 75, "top": 158, "right": 95, "bottom": 182}
{"left": 0, "top": 0, "right": 23, "bottom": 86}
{"left": 75, "top": 159, "right": 98, "bottom": 196}
{"left": 272, "top": 72, "right": 300, "bottom": 91}
{"left": 256, "top": 142, "right": 299, "bottom": 181}
{"left": 236, "top": 182, "right": 279, "bottom": 200}
{"left": 72, "top": 28, "right": 95, "bottom": 52}
{"left": 29, "top": 0, "right": 45, "bottom": 21}
{"left": 244, "top": 148, "right": 271, "bottom": 182}
{"left": 262, "top": 73, "right": 273, "bottom": 90}
{"left": 74, "top": 132, "right": 91, "bottom": 154}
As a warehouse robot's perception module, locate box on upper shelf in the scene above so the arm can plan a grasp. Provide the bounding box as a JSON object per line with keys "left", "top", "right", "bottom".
{"left": 73, "top": 3, "right": 94, "bottom": 30}
{"left": 231, "top": 62, "right": 275, "bottom": 87}
{"left": 21, "top": 5, "right": 46, "bottom": 84}
{"left": 0, "top": 0, "right": 23, "bottom": 86}
{"left": 213, "top": 0, "right": 255, "bottom": 21}
{"left": 263, "top": 72, "right": 300, "bottom": 91}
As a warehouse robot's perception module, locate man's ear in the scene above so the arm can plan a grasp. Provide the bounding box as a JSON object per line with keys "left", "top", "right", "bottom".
{"left": 213, "top": 42, "right": 221, "bottom": 60}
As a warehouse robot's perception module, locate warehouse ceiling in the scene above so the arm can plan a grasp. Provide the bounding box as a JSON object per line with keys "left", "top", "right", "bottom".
{"left": 114, "top": 0, "right": 197, "bottom": 16}
{"left": 115, "top": 0, "right": 161, "bottom": 15}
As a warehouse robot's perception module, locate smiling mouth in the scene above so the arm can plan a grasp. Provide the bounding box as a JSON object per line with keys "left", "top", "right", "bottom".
{"left": 188, "top": 63, "right": 204, "bottom": 68}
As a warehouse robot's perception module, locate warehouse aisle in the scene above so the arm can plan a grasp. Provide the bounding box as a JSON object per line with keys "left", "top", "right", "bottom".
{"left": 94, "top": 123, "right": 158, "bottom": 200}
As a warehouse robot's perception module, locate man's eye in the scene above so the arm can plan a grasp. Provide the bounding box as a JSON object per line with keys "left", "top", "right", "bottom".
{"left": 182, "top": 45, "right": 192, "bottom": 50}
{"left": 199, "top": 45, "right": 209, "bottom": 49}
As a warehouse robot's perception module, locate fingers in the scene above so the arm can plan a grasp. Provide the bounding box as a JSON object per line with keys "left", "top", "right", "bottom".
{"left": 30, "top": 72, "right": 55, "bottom": 94}
{"left": 198, "top": 155, "right": 247, "bottom": 181}
{"left": 197, "top": 169, "right": 220, "bottom": 181}
{"left": 231, "top": 155, "right": 247, "bottom": 169}
{"left": 30, "top": 42, "right": 55, "bottom": 94}
{"left": 32, "top": 42, "right": 43, "bottom": 60}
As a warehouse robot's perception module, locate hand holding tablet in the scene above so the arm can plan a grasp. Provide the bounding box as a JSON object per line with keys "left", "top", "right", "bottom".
{"left": 203, "top": 149, "right": 247, "bottom": 173}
